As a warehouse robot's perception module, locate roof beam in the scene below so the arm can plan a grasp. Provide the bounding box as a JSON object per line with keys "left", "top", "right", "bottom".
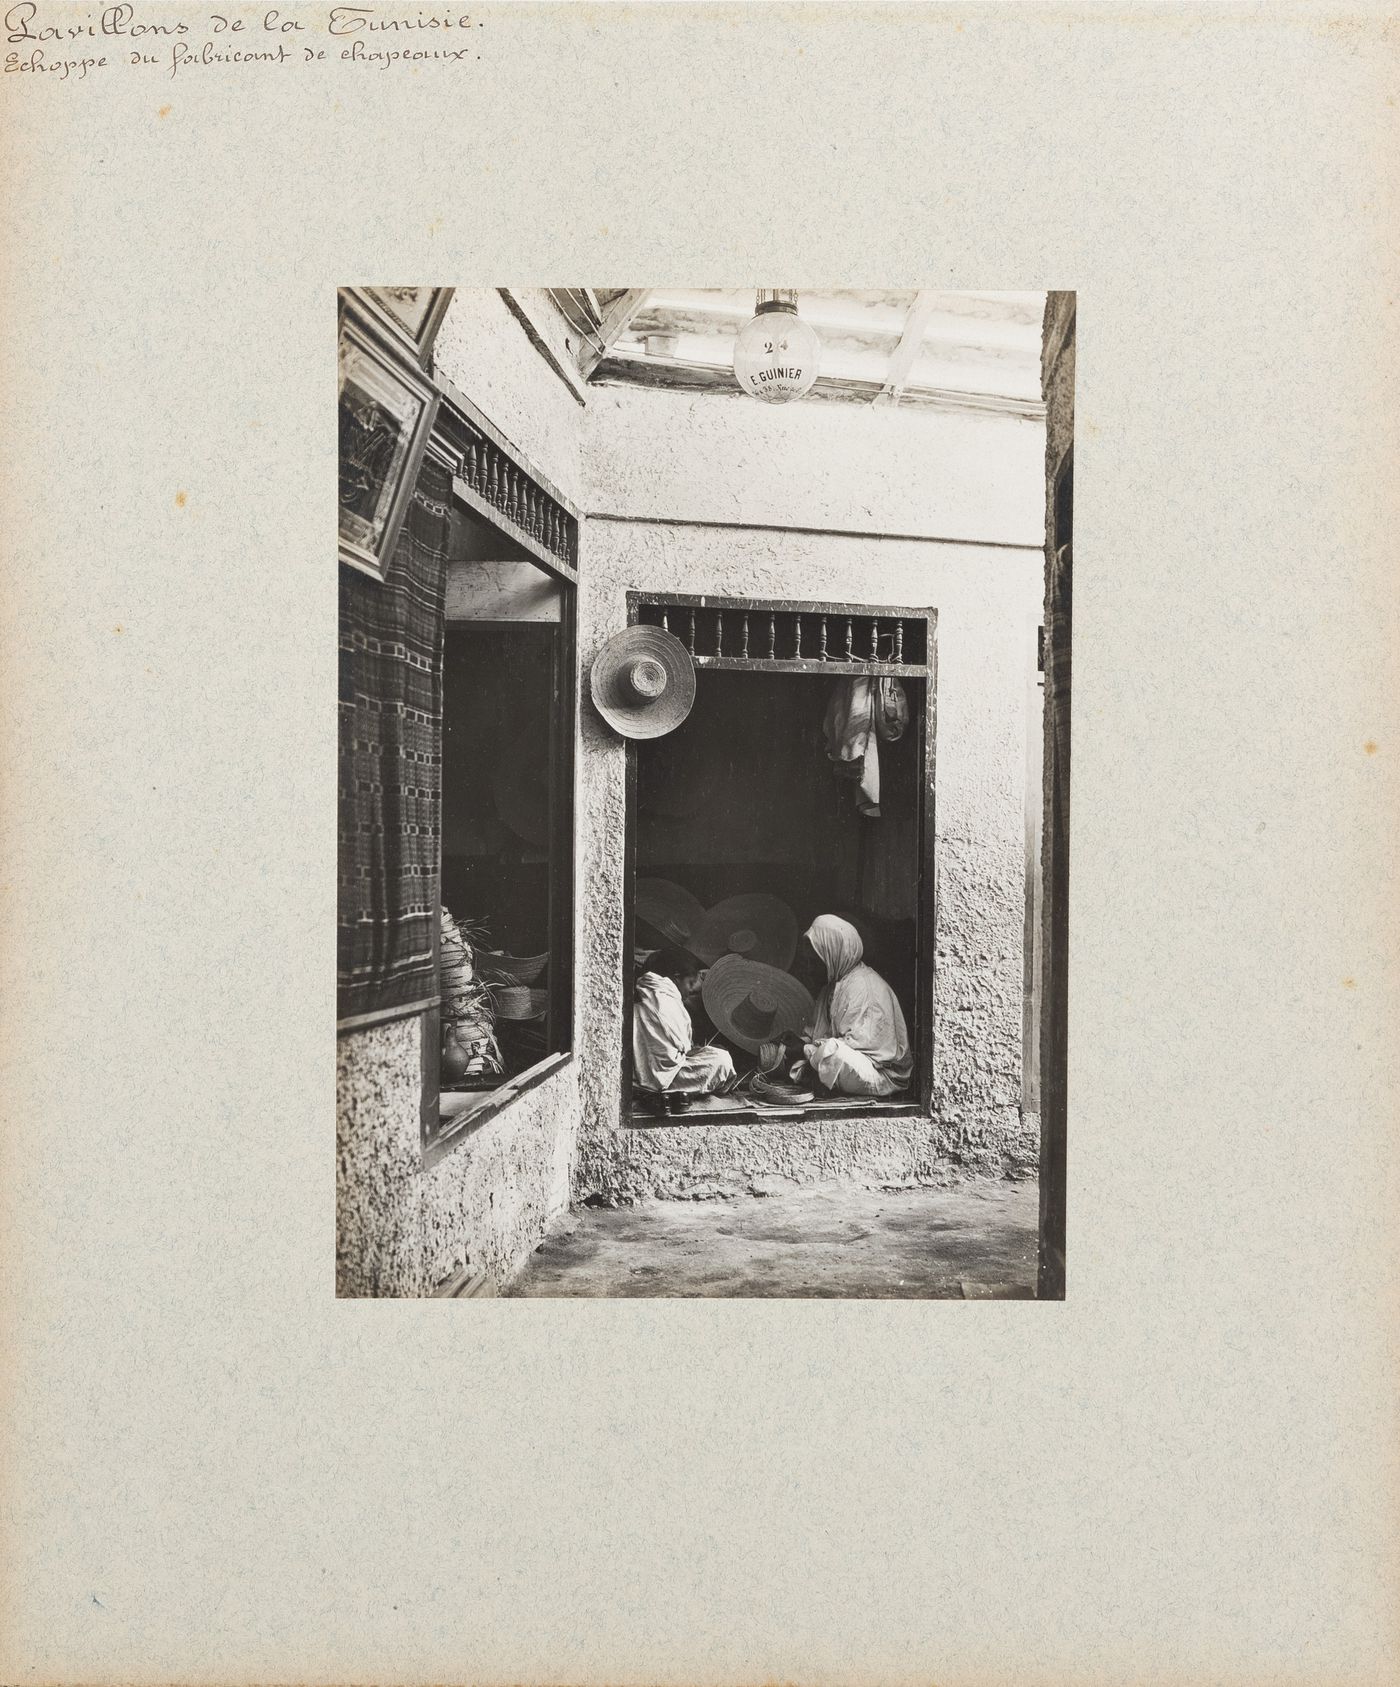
{"left": 591, "top": 347, "right": 1046, "bottom": 419}
{"left": 874, "top": 290, "right": 939, "bottom": 407}
{"left": 548, "top": 288, "right": 599, "bottom": 337}
{"left": 579, "top": 289, "right": 649, "bottom": 379}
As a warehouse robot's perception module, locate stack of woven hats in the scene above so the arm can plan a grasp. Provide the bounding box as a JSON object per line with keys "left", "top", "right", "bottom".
{"left": 633, "top": 880, "right": 814, "bottom": 1059}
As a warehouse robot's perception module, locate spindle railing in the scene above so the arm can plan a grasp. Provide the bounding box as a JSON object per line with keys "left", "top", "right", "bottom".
{"left": 438, "top": 405, "right": 578, "bottom": 570}
{"left": 632, "top": 596, "right": 930, "bottom": 673}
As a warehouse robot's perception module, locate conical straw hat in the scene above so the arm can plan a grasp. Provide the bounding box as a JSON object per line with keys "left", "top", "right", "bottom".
{"left": 702, "top": 956, "right": 814, "bottom": 1056}
{"left": 691, "top": 893, "right": 798, "bottom": 970}
{"left": 635, "top": 878, "right": 706, "bottom": 947}
{"left": 590, "top": 625, "right": 696, "bottom": 740}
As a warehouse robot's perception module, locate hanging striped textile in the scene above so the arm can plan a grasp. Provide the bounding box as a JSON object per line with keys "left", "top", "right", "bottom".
{"left": 337, "top": 455, "right": 451, "bottom": 1024}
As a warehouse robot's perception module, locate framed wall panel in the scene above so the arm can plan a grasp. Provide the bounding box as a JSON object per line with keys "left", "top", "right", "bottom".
{"left": 346, "top": 286, "right": 454, "bottom": 366}
{"left": 337, "top": 308, "right": 440, "bottom": 581}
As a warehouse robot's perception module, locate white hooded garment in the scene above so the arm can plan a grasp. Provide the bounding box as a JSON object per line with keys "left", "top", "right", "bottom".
{"left": 632, "top": 972, "right": 693, "bottom": 1090}
{"left": 632, "top": 972, "right": 736, "bottom": 1094}
{"left": 803, "top": 915, "right": 912, "bottom": 1095}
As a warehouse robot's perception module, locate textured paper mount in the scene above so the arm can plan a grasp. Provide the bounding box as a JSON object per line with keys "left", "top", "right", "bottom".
{"left": 3, "top": 4, "right": 1399, "bottom": 1685}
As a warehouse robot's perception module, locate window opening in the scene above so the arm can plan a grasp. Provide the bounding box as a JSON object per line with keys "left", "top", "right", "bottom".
{"left": 624, "top": 594, "right": 935, "bottom": 1126}
{"left": 423, "top": 446, "right": 577, "bottom": 1162}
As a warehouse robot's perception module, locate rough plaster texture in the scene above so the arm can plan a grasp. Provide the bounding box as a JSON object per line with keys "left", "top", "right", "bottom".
{"left": 574, "top": 381, "right": 1044, "bottom": 1202}
{"left": 337, "top": 297, "right": 1047, "bottom": 1292}
{"left": 336, "top": 1015, "right": 577, "bottom": 1296}
{"left": 573, "top": 520, "right": 1041, "bottom": 1201}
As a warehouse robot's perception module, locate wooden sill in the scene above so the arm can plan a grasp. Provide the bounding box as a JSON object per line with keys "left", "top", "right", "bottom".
{"left": 626, "top": 1099, "right": 925, "bottom": 1129}
{"left": 424, "top": 1050, "right": 573, "bottom": 1168}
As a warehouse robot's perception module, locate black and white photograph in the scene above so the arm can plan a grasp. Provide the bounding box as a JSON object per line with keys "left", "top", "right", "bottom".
{"left": 337, "top": 286, "right": 1074, "bottom": 1298}
{"left": 8, "top": 4, "right": 1399, "bottom": 1681}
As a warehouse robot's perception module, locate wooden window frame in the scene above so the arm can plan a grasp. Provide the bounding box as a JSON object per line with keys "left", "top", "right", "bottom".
{"left": 619, "top": 591, "right": 938, "bottom": 1128}
{"left": 420, "top": 395, "right": 581, "bottom": 1169}
{"left": 336, "top": 305, "right": 441, "bottom": 583}
{"left": 344, "top": 286, "right": 454, "bottom": 369}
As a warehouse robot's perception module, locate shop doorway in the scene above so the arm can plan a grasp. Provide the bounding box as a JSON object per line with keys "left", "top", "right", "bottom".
{"left": 621, "top": 595, "right": 936, "bottom": 1124}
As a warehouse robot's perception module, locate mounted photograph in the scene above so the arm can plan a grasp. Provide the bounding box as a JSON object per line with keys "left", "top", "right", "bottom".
{"left": 336, "top": 287, "right": 1074, "bottom": 1299}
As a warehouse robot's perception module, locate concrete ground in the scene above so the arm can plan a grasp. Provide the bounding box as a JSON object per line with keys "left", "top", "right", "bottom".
{"left": 504, "top": 1179, "right": 1039, "bottom": 1299}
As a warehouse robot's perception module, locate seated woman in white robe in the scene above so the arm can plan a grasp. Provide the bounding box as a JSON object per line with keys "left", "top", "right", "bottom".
{"left": 797, "top": 915, "right": 912, "bottom": 1098}
{"left": 633, "top": 946, "right": 737, "bottom": 1096}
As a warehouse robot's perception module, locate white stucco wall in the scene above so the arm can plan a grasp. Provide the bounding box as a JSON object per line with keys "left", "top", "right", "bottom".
{"left": 431, "top": 289, "right": 586, "bottom": 505}
{"left": 574, "top": 384, "right": 1045, "bottom": 1199}
{"left": 584, "top": 383, "right": 1045, "bottom": 543}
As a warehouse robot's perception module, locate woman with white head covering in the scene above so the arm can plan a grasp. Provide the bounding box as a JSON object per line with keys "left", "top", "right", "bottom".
{"left": 796, "top": 914, "right": 912, "bottom": 1098}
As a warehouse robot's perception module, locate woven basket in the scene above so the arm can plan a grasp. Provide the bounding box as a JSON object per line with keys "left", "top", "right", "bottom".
{"left": 494, "top": 985, "right": 549, "bottom": 1021}
{"left": 479, "top": 950, "right": 548, "bottom": 985}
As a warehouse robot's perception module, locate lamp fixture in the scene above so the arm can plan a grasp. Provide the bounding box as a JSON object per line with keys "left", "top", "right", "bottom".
{"left": 733, "top": 290, "right": 821, "bottom": 404}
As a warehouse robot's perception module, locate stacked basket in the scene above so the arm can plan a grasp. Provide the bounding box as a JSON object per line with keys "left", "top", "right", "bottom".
{"left": 478, "top": 949, "right": 549, "bottom": 1021}
{"left": 439, "top": 908, "right": 501, "bottom": 1083}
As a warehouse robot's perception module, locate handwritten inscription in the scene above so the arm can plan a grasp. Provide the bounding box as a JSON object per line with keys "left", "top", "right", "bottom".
{"left": 4, "top": 2, "right": 483, "bottom": 79}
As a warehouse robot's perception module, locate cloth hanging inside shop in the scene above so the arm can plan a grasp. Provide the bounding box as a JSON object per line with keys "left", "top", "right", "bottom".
{"left": 859, "top": 675, "right": 915, "bottom": 919}
{"left": 873, "top": 676, "right": 909, "bottom": 743}
{"left": 823, "top": 676, "right": 881, "bottom": 817}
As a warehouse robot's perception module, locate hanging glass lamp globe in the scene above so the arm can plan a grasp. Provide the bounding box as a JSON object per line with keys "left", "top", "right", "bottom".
{"left": 733, "top": 290, "right": 821, "bottom": 403}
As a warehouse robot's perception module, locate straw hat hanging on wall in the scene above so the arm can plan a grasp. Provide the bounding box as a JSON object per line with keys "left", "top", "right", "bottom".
{"left": 691, "top": 892, "right": 799, "bottom": 970}
{"left": 590, "top": 625, "right": 696, "bottom": 739}
{"left": 702, "top": 956, "right": 814, "bottom": 1056}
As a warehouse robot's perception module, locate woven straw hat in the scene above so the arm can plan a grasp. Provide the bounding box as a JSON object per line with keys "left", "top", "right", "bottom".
{"left": 702, "top": 955, "right": 814, "bottom": 1056}
{"left": 691, "top": 893, "right": 798, "bottom": 970}
{"left": 635, "top": 878, "right": 706, "bottom": 947}
{"left": 478, "top": 950, "right": 548, "bottom": 985}
{"left": 494, "top": 985, "right": 548, "bottom": 1021}
{"left": 590, "top": 625, "right": 696, "bottom": 739}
